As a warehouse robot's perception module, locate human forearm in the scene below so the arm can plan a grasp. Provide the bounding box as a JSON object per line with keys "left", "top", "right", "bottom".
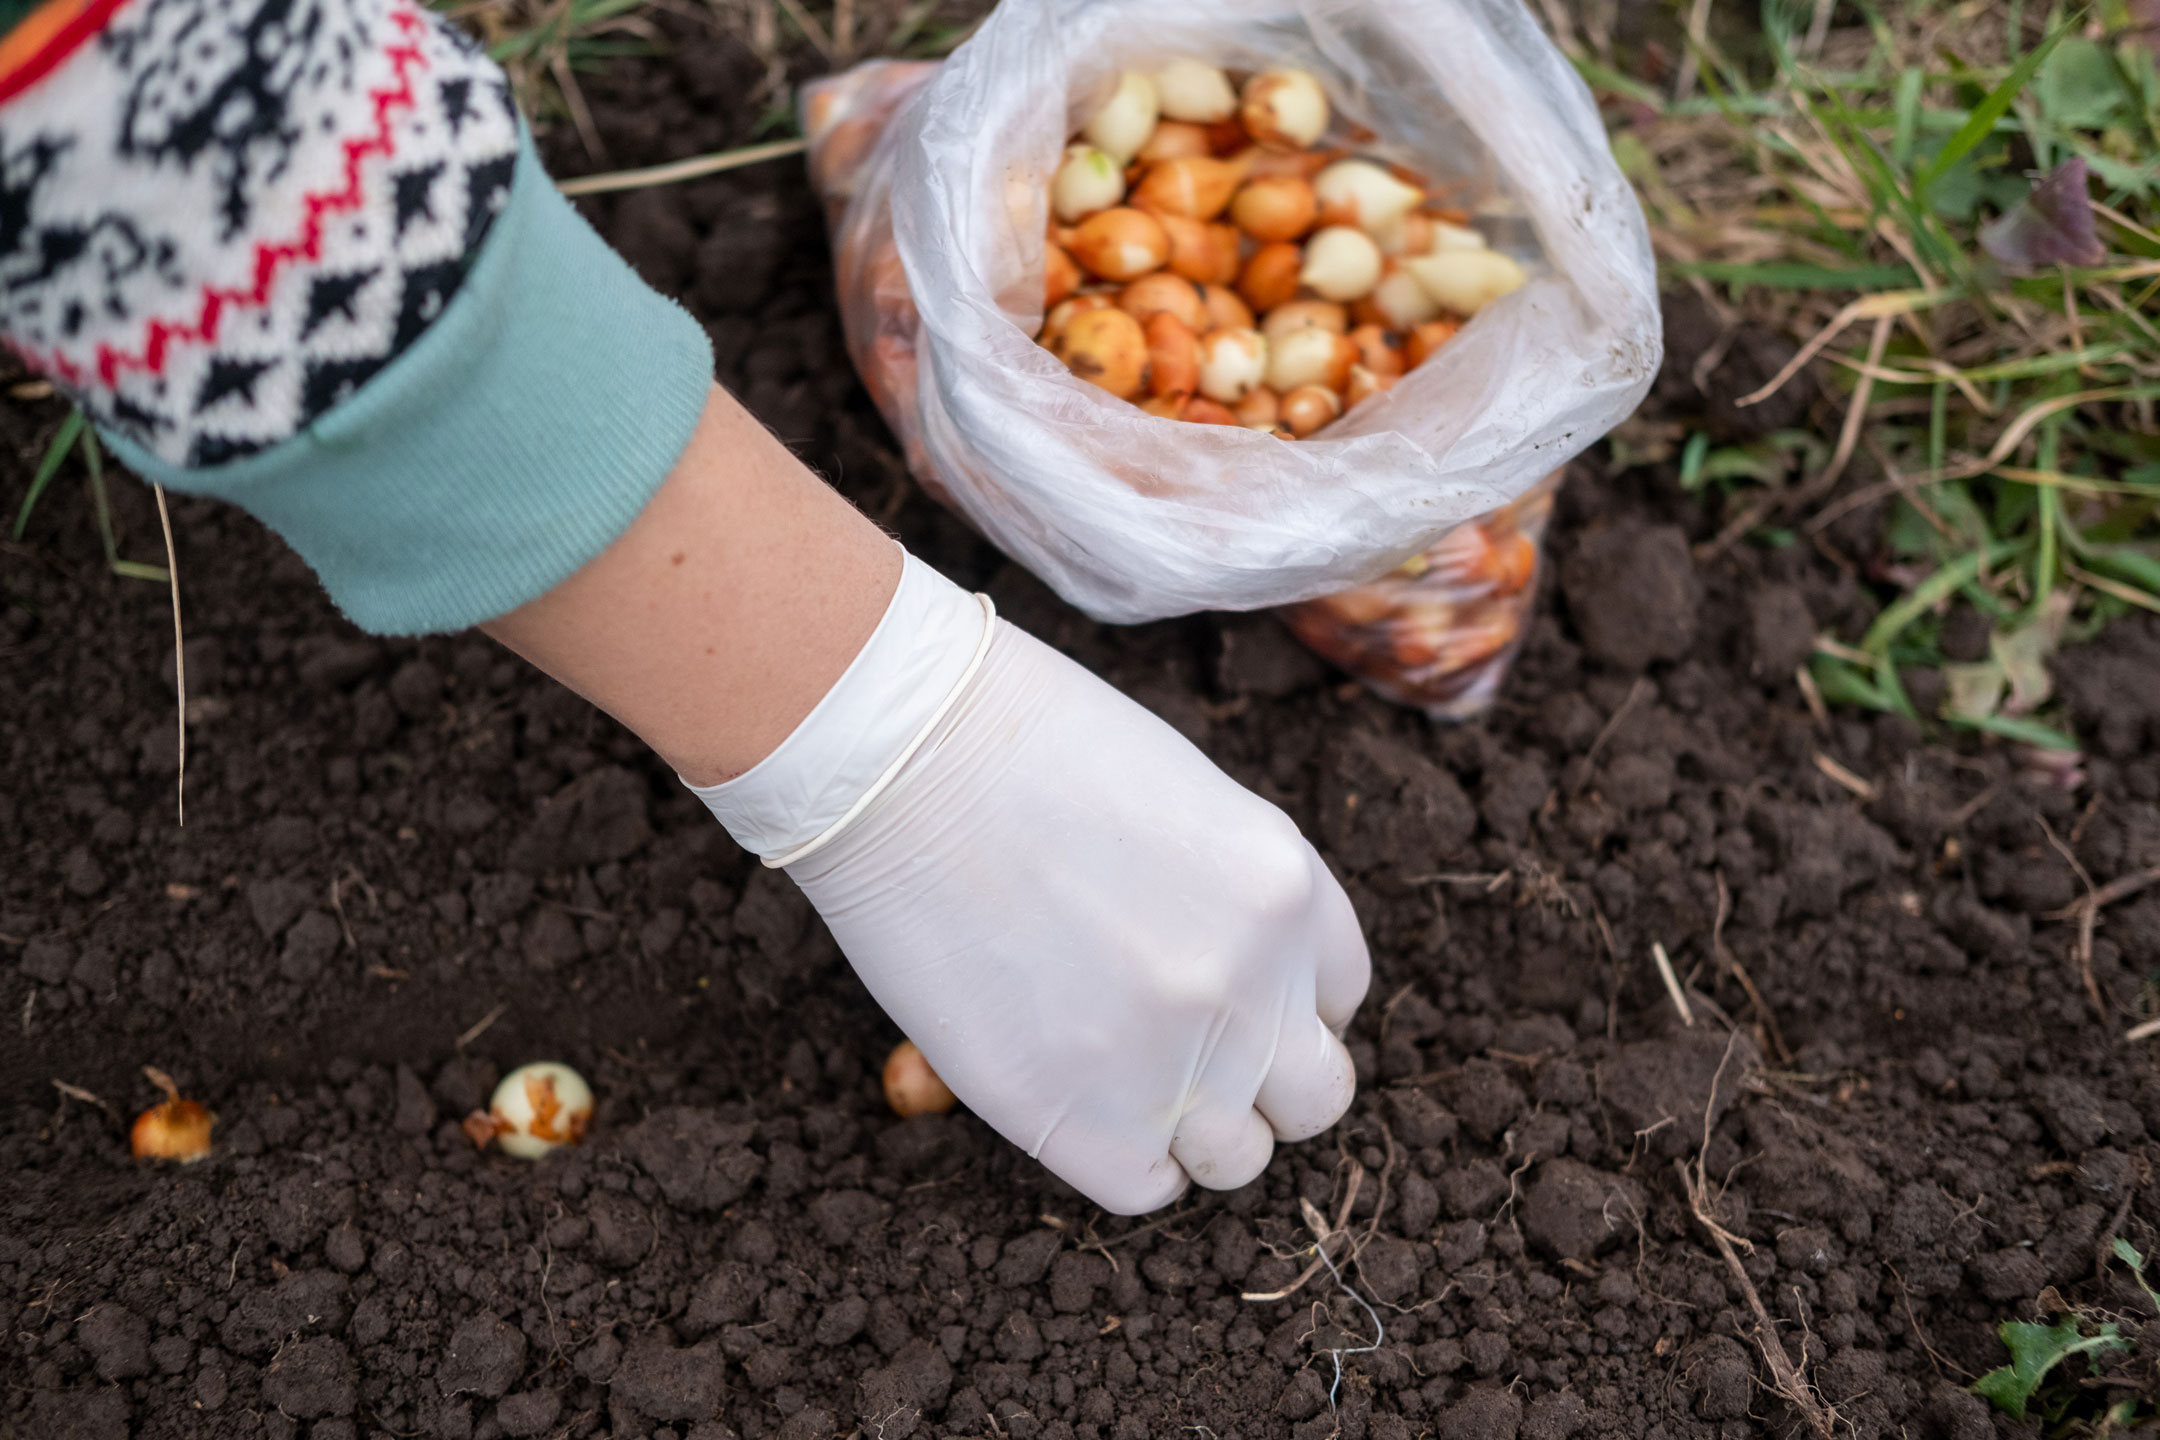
{"left": 480, "top": 384, "right": 901, "bottom": 786}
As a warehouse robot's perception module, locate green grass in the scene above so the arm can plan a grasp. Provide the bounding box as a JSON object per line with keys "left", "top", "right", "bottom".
{"left": 1584, "top": 0, "right": 2160, "bottom": 755}
{"left": 10, "top": 402, "right": 168, "bottom": 585}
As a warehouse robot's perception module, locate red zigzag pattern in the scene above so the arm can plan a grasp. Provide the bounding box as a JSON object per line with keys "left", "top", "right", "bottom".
{"left": 40, "top": 5, "right": 433, "bottom": 388}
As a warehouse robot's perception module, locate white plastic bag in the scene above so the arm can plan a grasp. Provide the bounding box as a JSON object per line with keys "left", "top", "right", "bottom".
{"left": 804, "top": 0, "right": 1659, "bottom": 625}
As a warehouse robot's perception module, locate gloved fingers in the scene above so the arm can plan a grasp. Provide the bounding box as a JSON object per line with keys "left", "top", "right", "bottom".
{"left": 1305, "top": 849, "right": 1372, "bottom": 1036}
{"left": 1036, "top": 1123, "right": 1193, "bottom": 1217}
{"left": 1254, "top": 1014, "right": 1358, "bottom": 1143}
{"left": 1169, "top": 1100, "right": 1277, "bottom": 1192}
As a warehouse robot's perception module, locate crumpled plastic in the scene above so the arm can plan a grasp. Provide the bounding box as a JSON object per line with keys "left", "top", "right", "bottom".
{"left": 802, "top": 0, "right": 1658, "bottom": 714}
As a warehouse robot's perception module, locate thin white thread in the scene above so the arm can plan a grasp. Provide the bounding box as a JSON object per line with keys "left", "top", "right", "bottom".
{"left": 1311, "top": 1237, "right": 1383, "bottom": 1411}
{"left": 763, "top": 592, "right": 998, "bottom": 869}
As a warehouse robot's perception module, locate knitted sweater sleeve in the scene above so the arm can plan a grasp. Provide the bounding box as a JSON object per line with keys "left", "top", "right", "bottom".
{"left": 0, "top": 0, "right": 714, "bottom": 634}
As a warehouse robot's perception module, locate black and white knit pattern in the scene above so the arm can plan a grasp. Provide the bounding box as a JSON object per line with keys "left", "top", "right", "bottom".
{"left": 0, "top": 0, "right": 519, "bottom": 465}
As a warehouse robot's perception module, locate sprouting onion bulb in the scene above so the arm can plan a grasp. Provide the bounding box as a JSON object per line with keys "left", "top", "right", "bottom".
{"left": 1154, "top": 58, "right": 1237, "bottom": 123}
{"left": 484, "top": 1062, "right": 593, "bottom": 1160}
{"left": 131, "top": 1065, "right": 213, "bottom": 1163}
{"left": 1052, "top": 144, "right": 1125, "bottom": 223}
{"left": 884, "top": 1040, "right": 958, "bottom": 1117}
{"left": 1083, "top": 70, "right": 1159, "bottom": 162}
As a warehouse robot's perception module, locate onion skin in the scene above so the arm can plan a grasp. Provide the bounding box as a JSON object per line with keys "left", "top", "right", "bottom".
{"left": 1298, "top": 226, "right": 1383, "bottom": 302}
{"left": 1265, "top": 325, "right": 1356, "bottom": 393}
{"left": 1156, "top": 214, "right": 1240, "bottom": 286}
{"left": 1083, "top": 70, "right": 1160, "bottom": 162}
{"left": 1260, "top": 299, "right": 1348, "bottom": 346}
{"left": 1196, "top": 327, "right": 1269, "bottom": 403}
{"left": 1348, "top": 322, "right": 1404, "bottom": 377}
{"left": 1367, "top": 262, "right": 1441, "bottom": 329}
{"left": 1067, "top": 207, "right": 1171, "bottom": 282}
{"left": 1142, "top": 311, "right": 1201, "bottom": 400}
{"left": 1119, "top": 272, "right": 1208, "bottom": 332}
{"left": 132, "top": 1097, "right": 214, "bottom": 1163}
{"left": 1237, "top": 242, "right": 1304, "bottom": 315}
{"left": 1233, "top": 385, "right": 1281, "bottom": 428}
{"left": 1131, "top": 153, "right": 1253, "bottom": 222}
{"left": 1178, "top": 395, "right": 1241, "bottom": 425}
{"left": 1052, "top": 143, "right": 1126, "bottom": 223}
{"left": 1053, "top": 306, "right": 1150, "bottom": 398}
{"left": 1137, "top": 120, "right": 1215, "bottom": 163}
{"left": 1239, "top": 68, "right": 1330, "bottom": 151}
{"left": 1200, "top": 283, "right": 1256, "bottom": 333}
{"left": 883, "top": 1040, "right": 958, "bottom": 1117}
{"left": 1403, "top": 247, "right": 1529, "bottom": 316}
{"left": 1281, "top": 383, "right": 1343, "bottom": 438}
{"left": 488, "top": 1062, "right": 595, "bottom": 1160}
{"left": 1044, "top": 242, "right": 1081, "bottom": 310}
{"left": 1039, "top": 293, "right": 1113, "bottom": 347}
{"left": 1154, "top": 58, "right": 1238, "bottom": 123}
{"left": 1345, "top": 364, "right": 1397, "bottom": 409}
{"left": 1311, "top": 159, "right": 1424, "bottom": 229}
{"left": 1230, "top": 176, "right": 1316, "bottom": 244}
{"left": 1405, "top": 317, "right": 1463, "bottom": 368}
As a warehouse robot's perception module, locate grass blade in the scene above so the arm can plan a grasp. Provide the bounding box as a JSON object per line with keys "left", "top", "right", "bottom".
{"left": 11, "top": 407, "right": 85, "bottom": 541}
{"left": 1916, "top": 15, "right": 2078, "bottom": 198}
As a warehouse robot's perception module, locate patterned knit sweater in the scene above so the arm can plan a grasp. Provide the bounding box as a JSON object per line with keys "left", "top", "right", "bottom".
{"left": 0, "top": 0, "right": 714, "bottom": 632}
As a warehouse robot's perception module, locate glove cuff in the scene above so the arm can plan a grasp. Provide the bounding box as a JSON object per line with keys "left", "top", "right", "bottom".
{"left": 686, "top": 550, "right": 993, "bottom": 863}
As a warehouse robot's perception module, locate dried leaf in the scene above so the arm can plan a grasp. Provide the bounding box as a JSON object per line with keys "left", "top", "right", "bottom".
{"left": 1979, "top": 157, "right": 2107, "bottom": 272}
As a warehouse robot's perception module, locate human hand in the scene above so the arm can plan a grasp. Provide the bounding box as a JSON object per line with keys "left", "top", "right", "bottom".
{"left": 695, "top": 554, "right": 1369, "bottom": 1213}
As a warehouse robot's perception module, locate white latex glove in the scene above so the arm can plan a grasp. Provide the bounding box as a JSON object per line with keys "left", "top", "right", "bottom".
{"left": 692, "top": 551, "right": 1369, "bottom": 1213}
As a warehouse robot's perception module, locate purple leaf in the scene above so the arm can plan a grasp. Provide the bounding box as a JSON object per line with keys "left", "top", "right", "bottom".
{"left": 1979, "top": 157, "right": 2107, "bottom": 272}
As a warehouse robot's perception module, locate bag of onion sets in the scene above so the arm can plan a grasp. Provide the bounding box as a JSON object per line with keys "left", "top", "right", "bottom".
{"left": 802, "top": 0, "right": 1659, "bottom": 717}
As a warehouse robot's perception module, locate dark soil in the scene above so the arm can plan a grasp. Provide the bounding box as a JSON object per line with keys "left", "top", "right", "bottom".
{"left": 8, "top": 16, "right": 2160, "bottom": 1440}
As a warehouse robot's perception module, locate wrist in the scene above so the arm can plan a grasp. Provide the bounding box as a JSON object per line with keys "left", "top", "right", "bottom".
{"left": 687, "top": 552, "right": 991, "bottom": 863}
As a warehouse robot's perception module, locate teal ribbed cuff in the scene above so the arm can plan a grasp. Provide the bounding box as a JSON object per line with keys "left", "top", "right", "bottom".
{"left": 105, "top": 130, "right": 714, "bottom": 636}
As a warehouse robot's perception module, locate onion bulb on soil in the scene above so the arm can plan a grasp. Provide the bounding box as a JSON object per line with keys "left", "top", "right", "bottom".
{"left": 1196, "top": 327, "right": 1269, "bottom": 403}
{"left": 131, "top": 1066, "right": 213, "bottom": 1163}
{"left": 1083, "top": 71, "right": 1159, "bottom": 161}
{"left": 1312, "top": 159, "right": 1423, "bottom": 229}
{"left": 1052, "top": 144, "right": 1126, "bottom": 222}
{"left": 1054, "top": 306, "right": 1150, "bottom": 397}
{"left": 1154, "top": 58, "right": 1237, "bottom": 123}
{"left": 1403, "top": 247, "right": 1528, "bottom": 317}
{"left": 1066, "top": 207, "right": 1170, "bottom": 281}
{"left": 1239, "top": 68, "right": 1330, "bottom": 151}
{"left": 474, "top": 1062, "right": 594, "bottom": 1159}
{"left": 1298, "top": 226, "right": 1382, "bottom": 301}
{"left": 883, "top": 1040, "right": 958, "bottom": 1117}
